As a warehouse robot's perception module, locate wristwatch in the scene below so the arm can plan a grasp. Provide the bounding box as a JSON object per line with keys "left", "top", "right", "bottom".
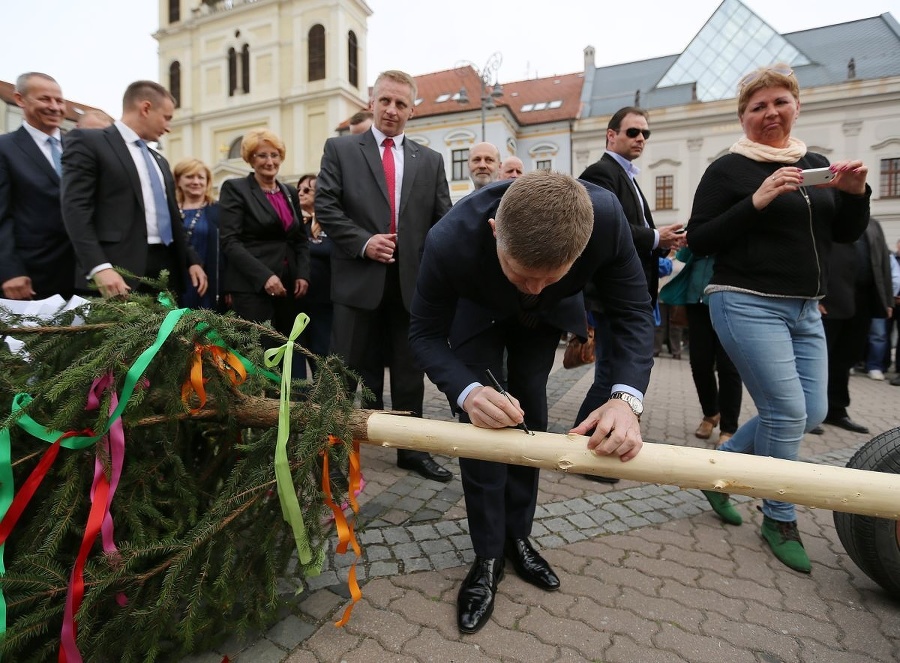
{"left": 609, "top": 391, "right": 643, "bottom": 420}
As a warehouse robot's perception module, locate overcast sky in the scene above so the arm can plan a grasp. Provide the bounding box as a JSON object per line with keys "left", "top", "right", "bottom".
{"left": 1, "top": 0, "right": 897, "bottom": 115}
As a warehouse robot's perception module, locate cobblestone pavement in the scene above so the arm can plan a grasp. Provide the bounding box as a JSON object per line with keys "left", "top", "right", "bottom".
{"left": 183, "top": 348, "right": 900, "bottom": 663}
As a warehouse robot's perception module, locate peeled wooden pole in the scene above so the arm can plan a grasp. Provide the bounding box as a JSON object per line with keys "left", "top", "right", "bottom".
{"left": 363, "top": 413, "right": 900, "bottom": 520}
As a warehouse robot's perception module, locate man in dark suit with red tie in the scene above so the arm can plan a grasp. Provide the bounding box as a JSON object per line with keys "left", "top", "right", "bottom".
{"left": 0, "top": 72, "right": 75, "bottom": 300}
{"left": 61, "top": 80, "right": 206, "bottom": 300}
{"left": 575, "top": 107, "right": 685, "bottom": 477}
{"left": 316, "top": 70, "right": 453, "bottom": 482}
{"left": 409, "top": 171, "right": 654, "bottom": 633}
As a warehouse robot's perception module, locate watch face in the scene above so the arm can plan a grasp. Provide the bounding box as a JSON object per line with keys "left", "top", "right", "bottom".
{"left": 613, "top": 392, "right": 642, "bottom": 416}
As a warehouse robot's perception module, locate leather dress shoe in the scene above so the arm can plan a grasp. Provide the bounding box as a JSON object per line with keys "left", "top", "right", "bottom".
{"left": 397, "top": 455, "right": 452, "bottom": 482}
{"left": 808, "top": 425, "right": 824, "bottom": 435}
{"left": 505, "top": 538, "right": 560, "bottom": 591}
{"left": 824, "top": 416, "right": 870, "bottom": 435}
{"left": 580, "top": 473, "right": 620, "bottom": 484}
{"left": 457, "top": 557, "right": 504, "bottom": 634}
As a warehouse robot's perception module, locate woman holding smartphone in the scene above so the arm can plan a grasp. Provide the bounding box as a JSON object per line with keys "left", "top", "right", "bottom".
{"left": 686, "top": 63, "right": 870, "bottom": 573}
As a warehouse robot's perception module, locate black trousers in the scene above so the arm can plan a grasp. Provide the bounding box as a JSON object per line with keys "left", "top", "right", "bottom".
{"left": 685, "top": 303, "right": 743, "bottom": 434}
{"left": 823, "top": 315, "right": 870, "bottom": 419}
{"left": 330, "top": 263, "right": 426, "bottom": 465}
{"left": 452, "top": 317, "right": 560, "bottom": 557}
{"left": 231, "top": 281, "right": 304, "bottom": 376}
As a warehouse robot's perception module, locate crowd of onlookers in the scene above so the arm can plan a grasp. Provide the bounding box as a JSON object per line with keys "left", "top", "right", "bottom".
{"left": 2, "top": 65, "right": 897, "bottom": 635}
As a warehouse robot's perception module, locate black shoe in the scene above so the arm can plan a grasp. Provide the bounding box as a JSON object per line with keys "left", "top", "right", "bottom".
{"left": 808, "top": 425, "right": 824, "bottom": 435}
{"left": 580, "top": 473, "right": 620, "bottom": 484}
{"left": 504, "top": 538, "right": 560, "bottom": 591}
{"left": 823, "top": 416, "right": 870, "bottom": 434}
{"left": 891, "top": 374, "right": 900, "bottom": 386}
{"left": 397, "top": 455, "right": 453, "bottom": 482}
{"left": 457, "top": 557, "right": 504, "bottom": 634}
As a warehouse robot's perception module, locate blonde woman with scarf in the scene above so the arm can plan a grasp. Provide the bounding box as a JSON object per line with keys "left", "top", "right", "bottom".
{"left": 686, "top": 64, "right": 870, "bottom": 573}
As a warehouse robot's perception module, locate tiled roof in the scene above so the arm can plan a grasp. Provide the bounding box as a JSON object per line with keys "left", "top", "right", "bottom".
{"left": 337, "top": 67, "right": 583, "bottom": 129}
{"left": 0, "top": 79, "right": 107, "bottom": 122}
{"left": 583, "top": 12, "right": 900, "bottom": 117}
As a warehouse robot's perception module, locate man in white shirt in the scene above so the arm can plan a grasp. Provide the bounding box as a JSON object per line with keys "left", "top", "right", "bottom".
{"left": 0, "top": 72, "right": 75, "bottom": 299}
{"left": 61, "top": 80, "right": 206, "bottom": 300}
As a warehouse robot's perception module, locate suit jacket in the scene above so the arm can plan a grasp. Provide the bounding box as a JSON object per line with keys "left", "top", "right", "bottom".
{"left": 61, "top": 125, "right": 197, "bottom": 292}
{"left": 0, "top": 126, "right": 75, "bottom": 298}
{"left": 822, "top": 217, "right": 895, "bottom": 320}
{"left": 580, "top": 152, "right": 660, "bottom": 301}
{"left": 409, "top": 179, "right": 655, "bottom": 405}
{"left": 315, "top": 129, "right": 452, "bottom": 312}
{"left": 218, "top": 174, "right": 309, "bottom": 294}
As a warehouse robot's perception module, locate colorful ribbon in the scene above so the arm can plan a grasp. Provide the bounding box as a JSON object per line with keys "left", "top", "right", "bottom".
{"left": 263, "top": 313, "right": 314, "bottom": 567}
{"left": 0, "top": 307, "right": 189, "bottom": 657}
{"left": 321, "top": 436, "right": 362, "bottom": 627}
{"left": 181, "top": 343, "right": 248, "bottom": 412}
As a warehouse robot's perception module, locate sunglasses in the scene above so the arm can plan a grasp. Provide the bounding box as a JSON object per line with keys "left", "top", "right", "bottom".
{"left": 620, "top": 127, "right": 651, "bottom": 139}
{"left": 738, "top": 65, "right": 794, "bottom": 90}
{"left": 300, "top": 186, "right": 315, "bottom": 194}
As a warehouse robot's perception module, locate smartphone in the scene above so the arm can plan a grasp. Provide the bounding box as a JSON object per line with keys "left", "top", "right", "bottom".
{"left": 800, "top": 167, "right": 835, "bottom": 186}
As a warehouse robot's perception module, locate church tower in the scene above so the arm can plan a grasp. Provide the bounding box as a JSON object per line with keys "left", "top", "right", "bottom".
{"left": 154, "top": 0, "right": 371, "bottom": 186}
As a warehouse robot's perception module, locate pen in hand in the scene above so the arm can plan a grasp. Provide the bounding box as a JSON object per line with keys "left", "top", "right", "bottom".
{"left": 484, "top": 369, "right": 534, "bottom": 435}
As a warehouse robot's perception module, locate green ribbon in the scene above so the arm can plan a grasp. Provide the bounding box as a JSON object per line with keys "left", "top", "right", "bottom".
{"left": 0, "top": 307, "right": 188, "bottom": 649}
{"left": 263, "top": 313, "right": 314, "bottom": 567}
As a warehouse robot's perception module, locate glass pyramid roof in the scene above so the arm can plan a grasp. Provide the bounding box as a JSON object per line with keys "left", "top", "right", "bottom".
{"left": 656, "top": 0, "right": 811, "bottom": 102}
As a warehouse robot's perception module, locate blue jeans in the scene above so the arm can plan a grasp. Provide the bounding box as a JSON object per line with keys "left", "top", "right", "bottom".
{"left": 708, "top": 291, "right": 827, "bottom": 523}
{"left": 866, "top": 318, "right": 889, "bottom": 372}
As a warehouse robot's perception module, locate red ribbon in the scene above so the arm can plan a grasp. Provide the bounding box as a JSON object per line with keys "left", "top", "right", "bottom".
{"left": 0, "top": 429, "right": 88, "bottom": 546}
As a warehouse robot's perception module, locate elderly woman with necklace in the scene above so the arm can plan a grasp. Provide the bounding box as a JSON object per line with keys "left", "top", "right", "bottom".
{"left": 219, "top": 129, "right": 310, "bottom": 360}
{"left": 687, "top": 64, "right": 870, "bottom": 573}
{"left": 174, "top": 158, "right": 220, "bottom": 309}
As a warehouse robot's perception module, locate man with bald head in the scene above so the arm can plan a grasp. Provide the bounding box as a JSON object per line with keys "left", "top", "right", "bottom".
{"left": 500, "top": 156, "right": 524, "bottom": 180}
{"left": 468, "top": 142, "right": 500, "bottom": 189}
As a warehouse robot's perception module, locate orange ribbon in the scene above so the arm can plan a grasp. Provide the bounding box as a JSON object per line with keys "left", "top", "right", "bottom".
{"left": 181, "top": 343, "right": 247, "bottom": 413}
{"left": 321, "top": 435, "right": 363, "bottom": 626}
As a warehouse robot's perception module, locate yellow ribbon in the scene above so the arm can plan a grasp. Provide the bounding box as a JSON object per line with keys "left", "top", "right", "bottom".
{"left": 263, "top": 313, "right": 313, "bottom": 566}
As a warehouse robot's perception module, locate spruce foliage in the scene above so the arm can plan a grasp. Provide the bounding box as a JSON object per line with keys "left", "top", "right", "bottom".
{"left": 0, "top": 292, "right": 361, "bottom": 661}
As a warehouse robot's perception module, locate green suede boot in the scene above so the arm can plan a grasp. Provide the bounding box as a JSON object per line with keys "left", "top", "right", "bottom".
{"left": 760, "top": 515, "right": 811, "bottom": 573}
{"left": 701, "top": 490, "right": 743, "bottom": 525}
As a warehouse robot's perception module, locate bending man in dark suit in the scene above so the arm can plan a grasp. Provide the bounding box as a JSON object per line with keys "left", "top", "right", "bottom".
{"left": 61, "top": 80, "right": 206, "bottom": 300}
{"left": 316, "top": 70, "right": 453, "bottom": 482}
{"left": 0, "top": 72, "right": 75, "bottom": 300}
{"left": 575, "top": 106, "right": 684, "bottom": 483}
{"left": 409, "top": 171, "right": 654, "bottom": 634}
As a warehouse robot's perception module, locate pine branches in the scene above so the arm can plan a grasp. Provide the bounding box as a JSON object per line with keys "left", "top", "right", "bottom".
{"left": 0, "top": 295, "right": 362, "bottom": 661}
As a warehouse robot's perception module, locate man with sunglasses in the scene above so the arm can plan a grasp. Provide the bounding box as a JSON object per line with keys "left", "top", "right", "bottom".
{"left": 574, "top": 107, "right": 685, "bottom": 482}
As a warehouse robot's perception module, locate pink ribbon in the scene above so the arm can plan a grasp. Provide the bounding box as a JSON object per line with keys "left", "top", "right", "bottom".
{"left": 60, "top": 373, "right": 129, "bottom": 662}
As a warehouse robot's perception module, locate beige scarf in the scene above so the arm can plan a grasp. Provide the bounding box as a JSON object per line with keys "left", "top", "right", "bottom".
{"left": 729, "top": 136, "right": 807, "bottom": 164}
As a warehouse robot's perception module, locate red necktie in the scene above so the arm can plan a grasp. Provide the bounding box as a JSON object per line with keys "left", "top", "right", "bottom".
{"left": 382, "top": 138, "right": 396, "bottom": 234}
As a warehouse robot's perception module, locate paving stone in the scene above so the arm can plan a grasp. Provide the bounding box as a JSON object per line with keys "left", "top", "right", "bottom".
{"left": 233, "top": 640, "right": 286, "bottom": 663}
{"left": 368, "top": 561, "right": 399, "bottom": 577}
{"left": 382, "top": 526, "right": 412, "bottom": 544}
{"left": 364, "top": 545, "right": 391, "bottom": 562}
{"left": 420, "top": 538, "right": 453, "bottom": 555}
{"left": 407, "top": 524, "right": 439, "bottom": 541}
{"left": 393, "top": 541, "right": 422, "bottom": 560}
{"left": 265, "top": 615, "right": 317, "bottom": 650}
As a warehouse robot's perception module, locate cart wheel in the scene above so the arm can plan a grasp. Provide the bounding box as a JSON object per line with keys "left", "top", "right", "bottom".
{"left": 833, "top": 426, "right": 900, "bottom": 598}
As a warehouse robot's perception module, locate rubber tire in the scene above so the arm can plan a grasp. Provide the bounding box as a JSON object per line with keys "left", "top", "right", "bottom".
{"left": 833, "top": 426, "right": 900, "bottom": 598}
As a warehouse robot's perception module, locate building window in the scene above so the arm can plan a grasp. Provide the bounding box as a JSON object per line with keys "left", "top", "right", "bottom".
{"left": 241, "top": 44, "right": 250, "bottom": 93}
{"left": 228, "top": 48, "right": 237, "bottom": 96}
{"left": 655, "top": 175, "right": 674, "bottom": 210}
{"left": 169, "top": 61, "right": 181, "bottom": 108}
{"left": 169, "top": 0, "right": 179, "bottom": 23}
{"left": 309, "top": 24, "right": 326, "bottom": 82}
{"left": 536, "top": 159, "right": 552, "bottom": 171}
{"left": 228, "top": 45, "right": 250, "bottom": 96}
{"left": 452, "top": 149, "right": 469, "bottom": 181}
{"left": 881, "top": 158, "right": 900, "bottom": 198}
{"left": 348, "top": 30, "right": 359, "bottom": 88}
{"left": 228, "top": 136, "right": 243, "bottom": 160}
